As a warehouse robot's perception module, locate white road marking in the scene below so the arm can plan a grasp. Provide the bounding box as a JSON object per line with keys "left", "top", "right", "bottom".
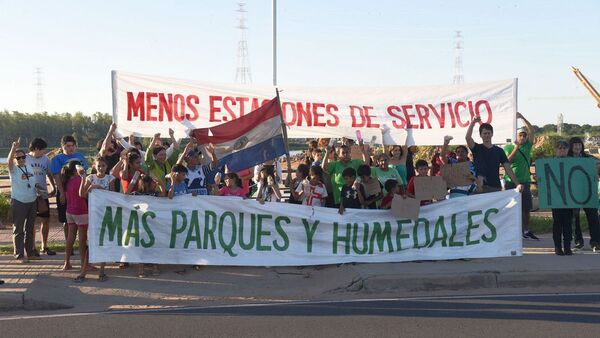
{"left": 2, "top": 291, "right": 600, "bottom": 321}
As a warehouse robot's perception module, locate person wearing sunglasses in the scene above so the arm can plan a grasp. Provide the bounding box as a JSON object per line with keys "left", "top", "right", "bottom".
{"left": 7, "top": 138, "right": 39, "bottom": 263}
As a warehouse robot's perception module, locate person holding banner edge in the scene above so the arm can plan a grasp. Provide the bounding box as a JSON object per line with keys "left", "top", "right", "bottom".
{"left": 465, "top": 115, "right": 523, "bottom": 194}
{"left": 503, "top": 112, "right": 539, "bottom": 241}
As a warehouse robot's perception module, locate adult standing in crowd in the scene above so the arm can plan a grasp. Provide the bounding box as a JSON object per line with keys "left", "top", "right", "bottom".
{"left": 145, "top": 129, "right": 180, "bottom": 186}
{"left": 50, "top": 135, "right": 88, "bottom": 249}
{"left": 503, "top": 113, "right": 539, "bottom": 240}
{"left": 8, "top": 138, "right": 40, "bottom": 263}
{"left": 465, "top": 116, "right": 522, "bottom": 193}
{"left": 323, "top": 140, "right": 369, "bottom": 207}
{"left": 27, "top": 138, "right": 57, "bottom": 255}
{"left": 568, "top": 136, "right": 600, "bottom": 252}
{"left": 177, "top": 141, "right": 218, "bottom": 196}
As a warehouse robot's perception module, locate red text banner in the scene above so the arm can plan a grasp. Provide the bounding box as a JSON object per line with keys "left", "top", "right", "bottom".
{"left": 112, "top": 71, "right": 517, "bottom": 145}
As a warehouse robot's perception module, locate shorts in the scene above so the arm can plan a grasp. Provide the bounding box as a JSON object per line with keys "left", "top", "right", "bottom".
{"left": 56, "top": 191, "right": 67, "bottom": 223}
{"left": 66, "top": 213, "right": 89, "bottom": 229}
{"left": 36, "top": 198, "right": 50, "bottom": 218}
{"left": 505, "top": 182, "right": 532, "bottom": 212}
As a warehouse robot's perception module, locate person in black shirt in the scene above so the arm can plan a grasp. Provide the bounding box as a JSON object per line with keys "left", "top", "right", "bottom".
{"left": 338, "top": 167, "right": 365, "bottom": 214}
{"left": 465, "top": 116, "right": 522, "bottom": 193}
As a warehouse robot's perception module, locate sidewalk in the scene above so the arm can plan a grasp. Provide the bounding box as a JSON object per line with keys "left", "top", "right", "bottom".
{"left": 1, "top": 233, "right": 600, "bottom": 313}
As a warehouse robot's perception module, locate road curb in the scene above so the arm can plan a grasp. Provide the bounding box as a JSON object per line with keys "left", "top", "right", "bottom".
{"left": 0, "top": 293, "right": 24, "bottom": 311}
{"left": 360, "top": 269, "right": 600, "bottom": 293}
{"left": 0, "top": 292, "right": 71, "bottom": 312}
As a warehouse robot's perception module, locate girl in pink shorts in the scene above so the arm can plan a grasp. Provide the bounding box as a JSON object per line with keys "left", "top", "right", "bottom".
{"left": 61, "top": 160, "right": 94, "bottom": 282}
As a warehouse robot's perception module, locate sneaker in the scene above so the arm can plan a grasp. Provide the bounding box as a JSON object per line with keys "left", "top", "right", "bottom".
{"left": 554, "top": 248, "right": 565, "bottom": 256}
{"left": 564, "top": 248, "right": 573, "bottom": 256}
{"left": 522, "top": 233, "right": 529, "bottom": 240}
{"left": 574, "top": 242, "right": 584, "bottom": 250}
{"left": 42, "top": 247, "right": 56, "bottom": 256}
{"left": 32, "top": 249, "right": 40, "bottom": 257}
{"left": 524, "top": 231, "right": 540, "bottom": 241}
{"left": 593, "top": 246, "right": 600, "bottom": 253}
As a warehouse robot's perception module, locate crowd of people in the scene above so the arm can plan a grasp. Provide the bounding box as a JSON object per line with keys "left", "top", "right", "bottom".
{"left": 4, "top": 112, "right": 600, "bottom": 285}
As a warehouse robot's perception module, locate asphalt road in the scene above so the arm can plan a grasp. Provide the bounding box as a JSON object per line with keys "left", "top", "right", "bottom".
{"left": 2, "top": 292, "right": 600, "bottom": 337}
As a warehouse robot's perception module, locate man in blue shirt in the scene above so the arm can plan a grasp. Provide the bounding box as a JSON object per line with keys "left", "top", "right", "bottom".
{"left": 50, "top": 135, "right": 88, "bottom": 245}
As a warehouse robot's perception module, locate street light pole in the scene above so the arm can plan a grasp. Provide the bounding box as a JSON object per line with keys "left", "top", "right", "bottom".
{"left": 272, "top": 0, "right": 277, "bottom": 86}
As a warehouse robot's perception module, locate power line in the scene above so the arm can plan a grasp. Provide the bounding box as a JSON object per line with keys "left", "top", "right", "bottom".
{"left": 453, "top": 31, "right": 464, "bottom": 84}
{"left": 235, "top": 2, "right": 252, "bottom": 84}
{"left": 35, "top": 67, "right": 45, "bottom": 112}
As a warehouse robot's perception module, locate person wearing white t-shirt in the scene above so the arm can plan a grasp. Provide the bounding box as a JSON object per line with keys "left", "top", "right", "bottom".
{"left": 27, "top": 138, "right": 57, "bottom": 256}
{"left": 296, "top": 166, "right": 328, "bottom": 207}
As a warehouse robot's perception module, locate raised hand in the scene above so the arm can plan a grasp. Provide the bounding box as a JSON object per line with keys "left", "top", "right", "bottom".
{"left": 12, "top": 137, "right": 21, "bottom": 149}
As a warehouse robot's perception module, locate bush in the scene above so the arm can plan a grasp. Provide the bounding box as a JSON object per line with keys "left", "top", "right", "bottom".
{"left": 0, "top": 193, "right": 10, "bottom": 222}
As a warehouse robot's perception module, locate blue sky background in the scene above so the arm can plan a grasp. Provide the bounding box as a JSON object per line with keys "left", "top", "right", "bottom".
{"left": 1, "top": 0, "right": 599, "bottom": 126}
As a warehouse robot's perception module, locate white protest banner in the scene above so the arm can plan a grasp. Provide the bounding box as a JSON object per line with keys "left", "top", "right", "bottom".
{"left": 88, "top": 190, "right": 522, "bottom": 266}
{"left": 112, "top": 71, "right": 517, "bottom": 145}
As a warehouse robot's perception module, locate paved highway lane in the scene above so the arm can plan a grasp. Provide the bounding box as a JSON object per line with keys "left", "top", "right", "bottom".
{"left": 2, "top": 292, "right": 600, "bottom": 337}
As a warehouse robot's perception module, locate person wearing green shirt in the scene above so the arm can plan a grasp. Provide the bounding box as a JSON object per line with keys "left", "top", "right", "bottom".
{"left": 323, "top": 140, "right": 369, "bottom": 206}
{"left": 371, "top": 153, "right": 401, "bottom": 193}
{"left": 145, "top": 129, "right": 180, "bottom": 186}
{"left": 503, "top": 112, "right": 537, "bottom": 240}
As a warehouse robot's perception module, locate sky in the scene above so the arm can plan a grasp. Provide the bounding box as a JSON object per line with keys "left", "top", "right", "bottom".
{"left": 1, "top": 0, "right": 599, "bottom": 126}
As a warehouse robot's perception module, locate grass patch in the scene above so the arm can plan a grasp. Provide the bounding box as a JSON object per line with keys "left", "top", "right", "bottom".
{"left": 529, "top": 214, "right": 589, "bottom": 234}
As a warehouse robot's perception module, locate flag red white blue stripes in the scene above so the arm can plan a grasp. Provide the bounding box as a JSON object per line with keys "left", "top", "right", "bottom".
{"left": 191, "top": 97, "right": 286, "bottom": 172}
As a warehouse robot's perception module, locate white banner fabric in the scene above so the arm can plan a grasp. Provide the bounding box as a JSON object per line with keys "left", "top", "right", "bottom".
{"left": 88, "top": 190, "right": 523, "bottom": 266}
{"left": 112, "top": 71, "right": 517, "bottom": 145}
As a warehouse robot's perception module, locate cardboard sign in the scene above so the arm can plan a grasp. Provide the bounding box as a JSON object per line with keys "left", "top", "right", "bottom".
{"left": 535, "top": 157, "right": 599, "bottom": 209}
{"left": 351, "top": 145, "right": 364, "bottom": 160}
{"left": 441, "top": 161, "right": 474, "bottom": 187}
{"left": 414, "top": 176, "right": 448, "bottom": 200}
{"left": 391, "top": 195, "right": 420, "bottom": 220}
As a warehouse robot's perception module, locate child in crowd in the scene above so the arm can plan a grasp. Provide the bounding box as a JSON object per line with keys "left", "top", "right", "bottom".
{"left": 381, "top": 179, "right": 405, "bottom": 209}
{"left": 113, "top": 149, "right": 145, "bottom": 194}
{"left": 167, "top": 164, "right": 189, "bottom": 198}
{"left": 256, "top": 167, "right": 282, "bottom": 203}
{"left": 357, "top": 164, "right": 382, "bottom": 209}
{"left": 62, "top": 161, "right": 95, "bottom": 282}
{"left": 406, "top": 160, "right": 433, "bottom": 206}
{"left": 130, "top": 174, "right": 164, "bottom": 277}
{"left": 78, "top": 157, "right": 115, "bottom": 282}
{"left": 133, "top": 174, "right": 167, "bottom": 197}
{"left": 215, "top": 173, "right": 247, "bottom": 198}
{"left": 338, "top": 167, "right": 365, "bottom": 215}
{"left": 440, "top": 136, "right": 480, "bottom": 198}
{"left": 551, "top": 140, "right": 573, "bottom": 256}
{"left": 296, "top": 166, "right": 328, "bottom": 207}
{"left": 310, "top": 148, "right": 323, "bottom": 167}
{"left": 289, "top": 164, "right": 309, "bottom": 204}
